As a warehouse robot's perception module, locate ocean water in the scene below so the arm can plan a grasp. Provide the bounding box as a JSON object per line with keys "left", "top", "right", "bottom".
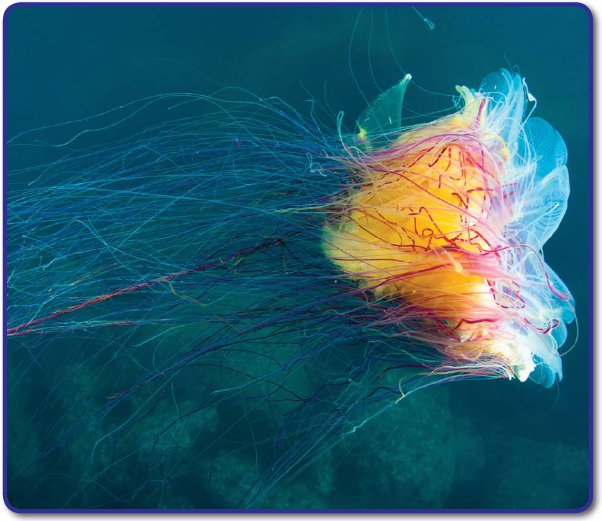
{"left": 5, "top": 3, "right": 591, "bottom": 510}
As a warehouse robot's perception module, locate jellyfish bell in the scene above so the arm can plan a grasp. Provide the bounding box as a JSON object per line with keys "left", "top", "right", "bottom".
{"left": 323, "top": 68, "right": 574, "bottom": 389}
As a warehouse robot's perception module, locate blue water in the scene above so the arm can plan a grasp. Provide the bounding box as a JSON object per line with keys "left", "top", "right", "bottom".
{"left": 5, "top": 3, "right": 591, "bottom": 510}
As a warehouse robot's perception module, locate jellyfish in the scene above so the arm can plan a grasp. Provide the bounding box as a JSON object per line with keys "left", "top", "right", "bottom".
{"left": 6, "top": 68, "right": 574, "bottom": 509}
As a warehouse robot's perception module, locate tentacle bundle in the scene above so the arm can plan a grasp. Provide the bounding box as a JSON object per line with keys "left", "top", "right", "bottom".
{"left": 323, "top": 69, "right": 574, "bottom": 387}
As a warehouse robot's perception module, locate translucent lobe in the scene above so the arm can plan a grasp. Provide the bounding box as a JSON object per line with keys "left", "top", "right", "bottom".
{"left": 356, "top": 74, "right": 412, "bottom": 143}
{"left": 513, "top": 117, "right": 570, "bottom": 249}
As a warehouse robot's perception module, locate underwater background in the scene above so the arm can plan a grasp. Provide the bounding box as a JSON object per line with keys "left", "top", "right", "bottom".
{"left": 5, "top": 3, "right": 590, "bottom": 510}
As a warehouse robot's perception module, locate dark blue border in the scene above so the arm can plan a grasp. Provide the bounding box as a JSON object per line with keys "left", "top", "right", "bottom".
{"left": 2, "top": 1, "right": 594, "bottom": 514}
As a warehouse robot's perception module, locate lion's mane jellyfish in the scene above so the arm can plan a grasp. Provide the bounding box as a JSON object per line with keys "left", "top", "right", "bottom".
{"left": 6, "top": 69, "right": 574, "bottom": 508}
